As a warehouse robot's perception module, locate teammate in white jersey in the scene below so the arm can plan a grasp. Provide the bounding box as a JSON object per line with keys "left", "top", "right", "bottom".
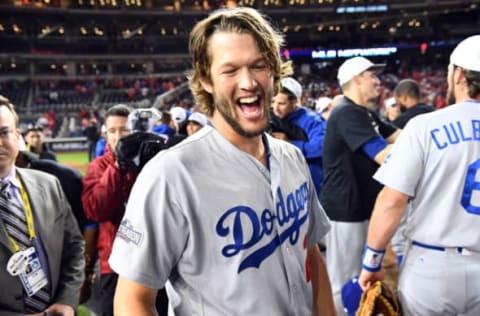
{"left": 358, "top": 34, "right": 480, "bottom": 315}
{"left": 109, "top": 7, "right": 335, "bottom": 316}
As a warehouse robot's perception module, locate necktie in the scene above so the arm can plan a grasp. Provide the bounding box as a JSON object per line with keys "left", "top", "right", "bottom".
{"left": 0, "top": 180, "right": 51, "bottom": 313}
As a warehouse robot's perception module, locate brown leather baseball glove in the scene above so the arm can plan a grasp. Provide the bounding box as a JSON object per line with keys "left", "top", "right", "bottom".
{"left": 356, "top": 280, "right": 401, "bottom": 316}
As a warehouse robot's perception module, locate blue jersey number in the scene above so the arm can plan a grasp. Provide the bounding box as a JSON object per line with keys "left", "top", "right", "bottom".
{"left": 461, "top": 159, "right": 480, "bottom": 215}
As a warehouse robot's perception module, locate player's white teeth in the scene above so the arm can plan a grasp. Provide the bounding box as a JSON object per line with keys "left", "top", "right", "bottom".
{"left": 238, "top": 96, "right": 259, "bottom": 104}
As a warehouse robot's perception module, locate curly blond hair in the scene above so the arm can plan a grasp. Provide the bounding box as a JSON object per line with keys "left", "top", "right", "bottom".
{"left": 188, "top": 7, "right": 292, "bottom": 116}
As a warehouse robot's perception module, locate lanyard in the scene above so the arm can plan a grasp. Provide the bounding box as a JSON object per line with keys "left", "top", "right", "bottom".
{"left": 6, "top": 176, "right": 36, "bottom": 253}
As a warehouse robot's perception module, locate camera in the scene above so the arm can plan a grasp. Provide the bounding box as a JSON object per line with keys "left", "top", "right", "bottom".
{"left": 127, "top": 108, "right": 162, "bottom": 133}
{"left": 115, "top": 131, "right": 168, "bottom": 174}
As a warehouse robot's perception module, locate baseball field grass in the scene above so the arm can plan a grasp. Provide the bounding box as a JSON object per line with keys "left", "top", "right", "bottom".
{"left": 57, "top": 151, "right": 90, "bottom": 175}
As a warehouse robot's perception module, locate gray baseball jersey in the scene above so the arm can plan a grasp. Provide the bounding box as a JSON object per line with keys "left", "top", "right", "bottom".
{"left": 374, "top": 100, "right": 480, "bottom": 250}
{"left": 109, "top": 126, "right": 331, "bottom": 315}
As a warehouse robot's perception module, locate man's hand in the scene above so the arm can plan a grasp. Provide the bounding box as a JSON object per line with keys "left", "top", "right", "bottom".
{"left": 358, "top": 268, "right": 385, "bottom": 291}
{"left": 26, "top": 303, "right": 75, "bottom": 316}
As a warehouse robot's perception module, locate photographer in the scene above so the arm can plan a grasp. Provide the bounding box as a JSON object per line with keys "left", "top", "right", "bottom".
{"left": 84, "top": 105, "right": 169, "bottom": 315}
{"left": 82, "top": 104, "right": 136, "bottom": 316}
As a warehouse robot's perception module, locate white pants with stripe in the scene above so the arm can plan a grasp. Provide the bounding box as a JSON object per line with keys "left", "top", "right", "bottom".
{"left": 399, "top": 244, "right": 480, "bottom": 316}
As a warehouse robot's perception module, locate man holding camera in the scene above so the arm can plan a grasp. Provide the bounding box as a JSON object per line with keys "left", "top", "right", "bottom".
{"left": 82, "top": 104, "right": 135, "bottom": 316}
{"left": 272, "top": 77, "right": 326, "bottom": 196}
{"left": 82, "top": 104, "right": 169, "bottom": 315}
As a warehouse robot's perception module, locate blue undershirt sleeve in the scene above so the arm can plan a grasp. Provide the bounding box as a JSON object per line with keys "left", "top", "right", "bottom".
{"left": 361, "top": 136, "right": 388, "bottom": 161}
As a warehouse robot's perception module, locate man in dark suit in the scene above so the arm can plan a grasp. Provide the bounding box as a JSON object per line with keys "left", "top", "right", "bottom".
{"left": 0, "top": 95, "right": 85, "bottom": 315}
{"left": 15, "top": 150, "right": 98, "bottom": 305}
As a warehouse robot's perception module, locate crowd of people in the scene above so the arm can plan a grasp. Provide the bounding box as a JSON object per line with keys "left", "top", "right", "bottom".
{"left": 0, "top": 6, "right": 479, "bottom": 316}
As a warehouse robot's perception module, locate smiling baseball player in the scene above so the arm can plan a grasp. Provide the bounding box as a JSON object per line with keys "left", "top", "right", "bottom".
{"left": 108, "top": 7, "right": 334, "bottom": 316}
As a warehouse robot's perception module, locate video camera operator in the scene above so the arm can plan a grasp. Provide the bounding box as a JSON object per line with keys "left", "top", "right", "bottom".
{"left": 82, "top": 104, "right": 168, "bottom": 316}
{"left": 116, "top": 107, "right": 169, "bottom": 174}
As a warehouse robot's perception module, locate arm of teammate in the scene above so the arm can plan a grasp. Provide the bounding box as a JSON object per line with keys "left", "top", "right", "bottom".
{"left": 362, "top": 137, "right": 393, "bottom": 165}
{"left": 373, "top": 144, "right": 393, "bottom": 165}
{"left": 385, "top": 129, "right": 401, "bottom": 144}
{"left": 114, "top": 276, "right": 158, "bottom": 316}
{"left": 358, "top": 186, "right": 409, "bottom": 291}
{"left": 308, "top": 244, "right": 336, "bottom": 316}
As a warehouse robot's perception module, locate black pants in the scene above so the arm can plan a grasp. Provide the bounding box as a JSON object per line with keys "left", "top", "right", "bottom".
{"left": 100, "top": 273, "right": 169, "bottom": 316}
{"left": 88, "top": 141, "right": 96, "bottom": 161}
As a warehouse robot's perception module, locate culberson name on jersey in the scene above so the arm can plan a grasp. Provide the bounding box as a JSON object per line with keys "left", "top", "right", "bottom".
{"left": 216, "top": 182, "right": 310, "bottom": 273}
{"left": 431, "top": 119, "right": 480, "bottom": 150}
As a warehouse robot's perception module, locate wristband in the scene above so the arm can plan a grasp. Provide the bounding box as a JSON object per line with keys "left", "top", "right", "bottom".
{"left": 361, "top": 245, "right": 385, "bottom": 272}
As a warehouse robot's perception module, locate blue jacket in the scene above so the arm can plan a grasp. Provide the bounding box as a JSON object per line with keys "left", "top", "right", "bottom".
{"left": 153, "top": 124, "right": 175, "bottom": 136}
{"left": 95, "top": 138, "right": 106, "bottom": 157}
{"left": 285, "top": 107, "right": 326, "bottom": 195}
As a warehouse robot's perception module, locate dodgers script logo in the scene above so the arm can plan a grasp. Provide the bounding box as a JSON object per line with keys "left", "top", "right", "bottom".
{"left": 216, "top": 182, "right": 310, "bottom": 273}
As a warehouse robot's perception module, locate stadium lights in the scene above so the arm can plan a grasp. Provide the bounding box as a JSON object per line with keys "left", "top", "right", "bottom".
{"left": 124, "top": 0, "right": 142, "bottom": 7}
{"left": 38, "top": 25, "right": 62, "bottom": 39}
{"left": 13, "top": 24, "right": 22, "bottom": 34}
{"left": 123, "top": 24, "right": 145, "bottom": 39}
{"left": 94, "top": 27, "right": 104, "bottom": 36}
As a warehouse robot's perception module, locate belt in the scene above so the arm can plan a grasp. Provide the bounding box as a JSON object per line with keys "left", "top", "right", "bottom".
{"left": 412, "top": 240, "right": 473, "bottom": 256}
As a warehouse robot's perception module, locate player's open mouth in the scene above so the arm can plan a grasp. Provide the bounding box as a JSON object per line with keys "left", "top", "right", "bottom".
{"left": 237, "top": 95, "right": 263, "bottom": 119}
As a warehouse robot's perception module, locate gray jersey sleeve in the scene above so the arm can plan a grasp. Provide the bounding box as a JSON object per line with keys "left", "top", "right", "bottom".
{"left": 374, "top": 118, "right": 424, "bottom": 197}
{"left": 109, "top": 153, "right": 187, "bottom": 289}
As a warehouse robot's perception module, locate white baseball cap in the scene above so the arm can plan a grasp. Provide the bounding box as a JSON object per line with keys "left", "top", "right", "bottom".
{"left": 170, "top": 106, "right": 187, "bottom": 124}
{"left": 281, "top": 77, "right": 302, "bottom": 100}
{"left": 337, "top": 56, "right": 385, "bottom": 86}
{"left": 384, "top": 97, "right": 396, "bottom": 108}
{"left": 315, "top": 97, "right": 332, "bottom": 113}
{"left": 187, "top": 112, "right": 207, "bottom": 127}
{"left": 450, "top": 35, "right": 480, "bottom": 72}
